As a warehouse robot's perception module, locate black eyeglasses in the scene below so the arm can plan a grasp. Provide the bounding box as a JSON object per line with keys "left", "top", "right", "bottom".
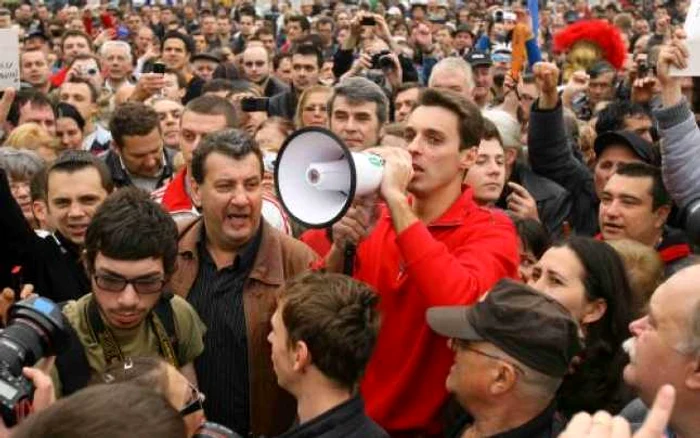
{"left": 450, "top": 338, "right": 526, "bottom": 375}
{"left": 94, "top": 274, "right": 165, "bottom": 295}
{"left": 179, "top": 382, "right": 205, "bottom": 417}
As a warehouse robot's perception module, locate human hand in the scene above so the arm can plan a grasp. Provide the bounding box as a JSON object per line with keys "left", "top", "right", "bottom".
{"left": 501, "top": 74, "right": 520, "bottom": 119}
{"left": 350, "top": 52, "right": 373, "bottom": 75}
{"left": 656, "top": 29, "right": 688, "bottom": 87}
{"left": 374, "top": 14, "right": 392, "bottom": 42}
{"left": 365, "top": 147, "right": 413, "bottom": 204}
{"left": 24, "top": 356, "right": 56, "bottom": 413}
{"left": 0, "top": 88, "right": 16, "bottom": 127}
{"left": 506, "top": 182, "right": 539, "bottom": 222}
{"left": 384, "top": 52, "right": 403, "bottom": 89}
{"left": 533, "top": 62, "right": 561, "bottom": 108}
{"left": 0, "top": 284, "right": 36, "bottom": 326}
{"left": 560, "top": 385, "right": 675, "bottom": 438}
{"left": 631, "top": 76, "right": 659, "bottom": 104}
{"left": 131, "top": 72, "right": 167, "bottom": 101}
{"left": 331, "top": 197, "right": 377, "bottom": 248}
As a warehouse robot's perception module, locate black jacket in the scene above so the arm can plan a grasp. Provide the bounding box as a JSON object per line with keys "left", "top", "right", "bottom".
{"left": 267, "top": 88, "right": 298, "bottom": 120}
{"left": 275, "top": 396, "right": 388, "bottom": 438}
{"left": 0, "top": 169, "right": 90, "bottom": 302}
{"left": 497, "top": 161, "right": 573, "bottom": 239}
{"left": 264, "top": 76, "right": 290, "bottom": 98}
{"left": 102, "top": 148, "right": 176, "bottom": 191}
{"left": 446, "top": 402, "right": 566, "bottom": 438}
{"left": 528, "top": 100, "right": 599, "bottom": 236}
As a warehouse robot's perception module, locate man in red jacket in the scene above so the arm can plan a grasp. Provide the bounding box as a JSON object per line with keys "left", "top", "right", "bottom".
{"left": 324, "top": 88, "right": 520, "bottom": 436}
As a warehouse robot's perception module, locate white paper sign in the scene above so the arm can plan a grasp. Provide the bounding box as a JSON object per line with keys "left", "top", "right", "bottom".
{"left": 671, "top": 0, "right": 700, "bottom": 76}
{"left": 0, "top": 29, "right": 20, "bottom": 90}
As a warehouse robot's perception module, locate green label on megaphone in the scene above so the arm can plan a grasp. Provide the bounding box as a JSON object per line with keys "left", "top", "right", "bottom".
{"left": 368, "top": 154, "right": 384, "bottom": 167}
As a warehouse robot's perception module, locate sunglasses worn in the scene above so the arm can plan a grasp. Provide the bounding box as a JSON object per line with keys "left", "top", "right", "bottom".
{"left": 94, "top": 274, "right": 165, "bottom": 295}
{"left": 180, "top": 382, "right": 205, "bottom": 417}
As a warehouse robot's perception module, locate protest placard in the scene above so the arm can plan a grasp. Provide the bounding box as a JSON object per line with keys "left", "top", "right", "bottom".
{"left": 0, "top": 29, "right": 20, "bottom": 90}
{"left": 672, "top": 0, "right": 700, "bottom": 76}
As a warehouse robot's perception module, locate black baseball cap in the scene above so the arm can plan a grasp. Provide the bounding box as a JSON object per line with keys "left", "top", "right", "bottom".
{"left": 26, "top": 30, "right": 49, "bottom": 42}
{"left": 191, "top": 52, "right": 222, "bottom": 64}
{"left": 594, "top": 130, "right": 659, "bottom": 166}
{"left": 427, "top": 279, "right": 582, "bottom": 378}
{"left": 465, "top": 51, "right": 492, "bottom": 68}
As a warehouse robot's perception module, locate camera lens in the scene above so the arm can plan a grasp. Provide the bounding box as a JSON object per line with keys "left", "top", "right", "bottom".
{"left": 0, "top": 297, "right": 70, "bottom": 375}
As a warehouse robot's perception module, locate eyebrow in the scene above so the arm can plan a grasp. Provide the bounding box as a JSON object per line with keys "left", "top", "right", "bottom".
{"left": 97, "top": 268, "right": 163, "bottom": 279}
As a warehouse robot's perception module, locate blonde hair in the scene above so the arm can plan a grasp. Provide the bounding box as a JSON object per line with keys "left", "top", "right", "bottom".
{"left": 4, "top": 123, "right": 63, "bottom": 162}
{"left": 607, "top": 239, "right": 664, "bottom": 317}
{"left": 294, "top": 85, "right": 332, "bottom": 128}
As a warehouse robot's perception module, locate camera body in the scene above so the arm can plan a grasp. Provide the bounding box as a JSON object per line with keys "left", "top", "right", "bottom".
{"left": 0, "top": 296, "right": 69, "bottom": 426}
{"left": 371, "top": 50, "right": 394, "bottom": 70}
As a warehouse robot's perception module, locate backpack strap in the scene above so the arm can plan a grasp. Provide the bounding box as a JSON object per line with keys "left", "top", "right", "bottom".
{"left": 54, "top": 301, "right": 91, "bottom": 396}
{"left": 152, "top": 292, "right": 180, "bottom": 367}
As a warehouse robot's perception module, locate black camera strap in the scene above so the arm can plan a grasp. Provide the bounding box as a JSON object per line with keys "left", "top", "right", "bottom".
{"left": 85, "top": 296, "right": 179, "bottom": 368}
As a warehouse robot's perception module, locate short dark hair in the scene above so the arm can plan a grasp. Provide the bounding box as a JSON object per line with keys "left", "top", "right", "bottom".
{"left": 184, "top": 95, "right": 238, "bottom": 128}
{"left": 12, "top": 384, "right": 186, "bottom": 438}
{"left": 395, "top": 81, "right": 423, "bottom": 97}
{"left": 273, "top": 52, "right": 292, "bottom": 71}
{"left": 254, "top": 26, "right": 274, "bottom": 40}
{"left": 513, "top": 217, "right": 551, "bottom": 259}
{"left": 291, "top": 40, "right": 323, "bottom": 68}
{"left": 191, "top": 129, "right": 263, "bottom": 184}
{"left": 615, "top": 162, "right": 670, "bottom": 210}
{"left": 60, "top": 30, "right": 93, "bottom": 52}
{"left": 109, "top": 102, "right": 161, "bottom": 148}
{"left": 481, "top": 117, "right": 503, "bottom": 147}
{"left": 595, "top": 101, "right": 651, "bottom": 135}
{"left": 287, "top": 14, "right": 310, "bottom": 32}
{"left": 85, "top": 187, "right": 178, "bottom": 276}
{"left": 278, "top": 272, "right": 380, "bottom": 389}
{"left": 238, "top": 5, "right": 256, "bottom": 20}
{"left": 417, "top": 88, "right": 484, "bottom": 150}
{"left": 201, "top": 78, "right": 237, "bottom": 94}
{"left": 315, "top": 16, "right": 334, "bottom": 30}
{"left": 46, "top": 150, "right": 113, "bottom": 195}
{"left": 7, "top": 89, "right": 55, "bottom": 127}
{"left": 162, "top": 31, "right": 194, "bottom": 55}
{"left": 63, "top": 76, "right": 99, "bottom": 103}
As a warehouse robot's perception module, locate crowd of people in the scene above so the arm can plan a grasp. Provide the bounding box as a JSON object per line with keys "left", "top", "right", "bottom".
{"left": 0, "top": 0, "right": 699, "bottom": 437}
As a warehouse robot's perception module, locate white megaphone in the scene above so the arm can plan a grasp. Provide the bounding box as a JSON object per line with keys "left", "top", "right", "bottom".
{"left": 274, "top": 127, "right": 384, "bottom": 228}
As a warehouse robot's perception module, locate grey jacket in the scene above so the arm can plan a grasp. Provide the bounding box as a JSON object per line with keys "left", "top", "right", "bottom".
{"left": 653, "top": 97, "right": 700, "bottom": 210}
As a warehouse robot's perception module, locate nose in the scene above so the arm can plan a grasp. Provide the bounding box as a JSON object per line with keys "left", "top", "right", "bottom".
{"left": 117, "top": 283, "right": 140, "bottom": 307}
{"left": 230, "top": 186, "right": 249, "bottom": 207}
{"left": 67, "top": 201, "right": 86, "bottom": 218}
{"left": 629, "top": 315, "right": 648, "bottom": 336}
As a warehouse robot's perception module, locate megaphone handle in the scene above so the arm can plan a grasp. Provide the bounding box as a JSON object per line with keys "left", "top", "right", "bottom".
{"left": 343, "top": 243, "right": 356, "bottom": 276}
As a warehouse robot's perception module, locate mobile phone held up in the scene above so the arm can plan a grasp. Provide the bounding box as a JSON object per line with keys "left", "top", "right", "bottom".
{"left": 241, "top": 97, "right": 269, "bottom": 113}
{"left": 153, "top": 62, "right": 166, "bottom": 74}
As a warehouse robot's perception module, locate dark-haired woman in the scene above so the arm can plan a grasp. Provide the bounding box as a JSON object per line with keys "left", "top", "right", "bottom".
{"left": 529, "top": 236, "right": 634, "bottom": 417}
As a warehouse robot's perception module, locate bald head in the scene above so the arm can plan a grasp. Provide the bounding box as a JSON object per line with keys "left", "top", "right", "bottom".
{"left": 242, "top": 45, "right": 271, "bottom": 85}
{"left": 660, "top": 265, "right": 700, "bottom": 351}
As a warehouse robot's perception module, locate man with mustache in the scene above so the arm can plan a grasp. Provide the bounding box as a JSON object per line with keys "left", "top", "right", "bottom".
{"left": 620, "top": 264, "right": 700, "bottom": 436}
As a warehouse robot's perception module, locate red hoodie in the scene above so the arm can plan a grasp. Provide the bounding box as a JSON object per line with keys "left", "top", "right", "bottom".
{"left": 353, "top": 187, "right": 519, "bottom": 436}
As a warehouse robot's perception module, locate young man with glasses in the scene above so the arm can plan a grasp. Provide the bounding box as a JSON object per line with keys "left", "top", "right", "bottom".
{"left": 427, "top": 279, "right": 582, "bottom": 438}
{"left": 51, "top": 187, "right": 205, "bottom": 397}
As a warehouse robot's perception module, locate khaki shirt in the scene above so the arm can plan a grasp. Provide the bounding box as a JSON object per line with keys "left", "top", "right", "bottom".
{"left": 51, "top": 293, "right": 206, "bottom": 396}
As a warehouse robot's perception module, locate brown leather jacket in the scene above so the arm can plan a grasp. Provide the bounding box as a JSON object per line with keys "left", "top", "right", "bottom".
{"left": 170, "top": 217, "right": 316, "bottom": 436}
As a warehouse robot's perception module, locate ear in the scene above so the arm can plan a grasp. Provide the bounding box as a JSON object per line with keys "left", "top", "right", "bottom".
{"left": 504, "top": 147, "right": 518, "bottom": 167}
{"left": 32, "top": 200, "right": 47, "bottom": 226}
{"left": 292, "top": 340, "right": 311, "bottom": 372}
{"left": 190, "top": 175, "right": 203, "bottom": 208}
{"left": 685, "top": 358, "right": 700, "bottom": 390}
{"left": 581, "top": 298, "right": 607, "bottom": 326}
{"left": 459, "top": 146, "right": 478, "bottom": 171}
{"left": 490, "top": 362, "right": 518, "bottom": 395}
{"left": 653, "top": 204, "right": 671, "bottom": 229}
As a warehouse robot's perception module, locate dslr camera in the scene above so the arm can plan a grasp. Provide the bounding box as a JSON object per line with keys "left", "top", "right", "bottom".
{"left": 0, "top": 296, "right": 69, "bottom": 426}
{"left": 371, "top": 50, "right": 395, "bottom": 71}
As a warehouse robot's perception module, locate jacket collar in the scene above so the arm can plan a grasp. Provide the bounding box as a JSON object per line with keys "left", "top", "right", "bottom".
{"left": 276, "top": 396, "right": 365, "bottom": 438}
{"left": 178, "top": 217, "right": 287, "bottom": 287}
{"left": 427, "top": 186, "right": 483, "bottom": 228}
{"left": 456, "top": 401, "right": 562, "bottom": 438}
